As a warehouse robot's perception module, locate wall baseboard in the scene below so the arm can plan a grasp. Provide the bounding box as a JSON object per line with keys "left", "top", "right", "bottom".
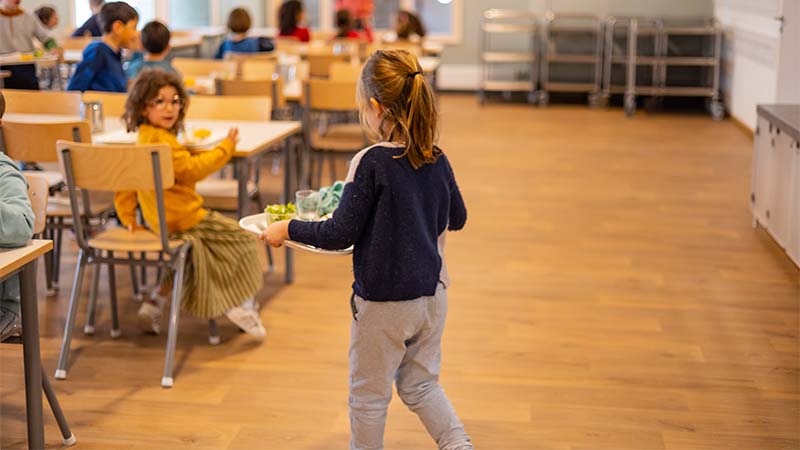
{"left": 731, "top": 113, "right": 755, "bottom": 138}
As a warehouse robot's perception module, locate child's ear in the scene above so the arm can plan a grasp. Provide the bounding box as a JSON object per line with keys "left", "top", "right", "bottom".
{"left": 369, "top": 97, "right": 383, "bottom": 114}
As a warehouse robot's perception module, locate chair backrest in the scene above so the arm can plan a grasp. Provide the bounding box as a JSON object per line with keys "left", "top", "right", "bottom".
{"left": 2, "top": 120, "right": 92, "bottom": 163}
{"left": 240, "top": 60, "right": 277, "bottom": 81}
{"left": 368, "top": 41, "right": 423, "bottom": 58}
{"left": 224, "top": 52, "right": 277, "bottom": 77}
{"left": 23, "top": 173, "right": 49, "bottom": 235}
{"left": 187, "top": 95, "right": 271, "bottom": 121}
{"left": 215, "top": 78, "right": 284, "bottom": 110}
{"left": 82, "top": 90, "right": 127, "bottom": 119}
{"left": 329, "top": 62, "right": 363, "bottom": 82}
{"left": 1, "top": 89, "right": 82, "bottom": 114}
{"left": 305, "top": 79, "right": 358, "bottom": 111}
{"left": 56, "top": 140, "right": 174, "bottom": 249}
{"left": 275, "top": 36, "right": 303, "bottom": 55}
{"left": 172, "top": 58, "right": 237, "bottom": 78}
{"left": 59, "top": 36, "right": 95, "bottom": 50}
{"left": 56, "top": 140, "right": 174, "bottom": 192}
{"left": 308, "top": 53, "right": 352, "bottom": 78}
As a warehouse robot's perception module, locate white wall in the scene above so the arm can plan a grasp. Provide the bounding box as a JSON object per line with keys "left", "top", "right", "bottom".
{"left": 714, "top": 0, "right": 783, "bottom": 129}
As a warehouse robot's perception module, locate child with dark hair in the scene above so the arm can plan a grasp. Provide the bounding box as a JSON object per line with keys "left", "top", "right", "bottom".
{"left": 395, "top": 10, "right": 425, "bottom": 41}
{"left": 116, "top": 70, "right": 266, "bottom": 337}
{"left": 214, "top": 7, "right": 274, "bottom": 59}
{"left": 126, "top": 20, "right": 177, "bottom": 78}
{"left": 72, "top": 0, "right": 104, "bottom": 37}
{"left": 277, "top": 0, "right": 310, "bottom": 42}
{"left": 334, "top": 9, "right": 359, "bottom": 39}
{"left": 34, "top": 5, "right": 58, "bottom": 29}
{"left": 67, "top": 1, "right": 138, "bottom": 92}
{"left": 0, "top": 0, "right": 61, "bottom": 90}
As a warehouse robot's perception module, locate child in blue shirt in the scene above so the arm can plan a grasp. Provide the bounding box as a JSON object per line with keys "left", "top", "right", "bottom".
{"left": 214, "top": 7, "right": 273, "bottom": 59}
{"left": 126, "top": 20, "right": 177, "bottom": 79}
{"left": 67, "top": 1, "right": 138, "bottom": 92}
{"left": 262, "top": 49, "right": 472, "bottom": 450}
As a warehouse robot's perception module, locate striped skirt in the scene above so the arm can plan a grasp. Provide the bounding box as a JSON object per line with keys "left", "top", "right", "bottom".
{"left": 164, "top": 211, "right": 263, "bottom": 319}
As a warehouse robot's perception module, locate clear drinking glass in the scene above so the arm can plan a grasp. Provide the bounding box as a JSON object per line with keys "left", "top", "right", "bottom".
{"left": 296, "top": 190, "right": 321, "bottom": 221}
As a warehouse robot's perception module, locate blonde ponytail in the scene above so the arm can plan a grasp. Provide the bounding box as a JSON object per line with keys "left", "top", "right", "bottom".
{"left": 358, "top": 49, "right": 440, "bottom": 169}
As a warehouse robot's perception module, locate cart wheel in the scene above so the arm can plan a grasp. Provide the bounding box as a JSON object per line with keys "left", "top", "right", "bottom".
{"left": 477, "top": 91, "right": 486, "bottom": 105}
{"left": 710, "top": 100, "right": 725, "bottom": 121}
{"left": 644, "top": 96, "right": 661, "bottom": 111}
{"left": 536, "top": 91, "right": 549, "bottom": 106}
{"left": 588, "top": 93, "right": 603, "bottom": 108}
{"left": 623, "top": 94, "right": 636, "bottom": 117}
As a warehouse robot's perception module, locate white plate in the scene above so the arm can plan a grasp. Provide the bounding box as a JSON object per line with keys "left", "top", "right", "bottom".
{"left": 238, "top": 213, "right": 353, "bottom": 256}
{"left": 95, "top": 125, "right": 227, "bottom": 149}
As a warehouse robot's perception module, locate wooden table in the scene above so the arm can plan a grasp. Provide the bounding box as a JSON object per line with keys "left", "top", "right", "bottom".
{"left": 1, "top": 240, "right": 75, "bottom": 448}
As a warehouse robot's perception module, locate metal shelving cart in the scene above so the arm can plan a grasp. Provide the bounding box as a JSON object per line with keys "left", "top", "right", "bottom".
{"left": 479, "top": 9, "right": 538, "bottom": 104}
{"left": 654, "top": 17, "right": 724, "bottom": 120}
{"left": 539, "top": 12, "right": 603, "bottom": 106}
{"left": 601, "top": 16, "right": 663, "bottom": 114}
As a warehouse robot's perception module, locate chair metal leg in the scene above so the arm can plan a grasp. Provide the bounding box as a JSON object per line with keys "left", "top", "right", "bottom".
{"left": 41, "top": 368, "right": 76, "bottom": 446}
{"left": 83, "top": 262, "right": 100, "bottom": 335}
{"left": 208, "top": 319, "right": 220, "bottom": 345}
{"left": 315, "top": 153, "right": 323, "bottom": 189}
{"left": 161, "top": 245, "right": 189, "bottom": 388}
{"left": 129, "top": 252, "right": 142, "bottom": 300}
{"left": 107, "top": 253, "right": 120, "bottom": 338}
{"left": 55, "top": 249, "right": 88, "bottom": 380}
{"left": 53, "top": 217, "right": 64, "bottom": 286}
{"left": 44, "top": 224, "right": 54, "bottom": 295}
{"left": 328, "top": 153, "right": 337, "bottom": 184}
{"left": 140, "top": 252, "right": 148, "bottom": 288}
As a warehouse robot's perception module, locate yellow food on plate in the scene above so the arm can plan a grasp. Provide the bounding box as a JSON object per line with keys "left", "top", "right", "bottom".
{"left": 193, "top": 128, "right": 212, "bottom": 140}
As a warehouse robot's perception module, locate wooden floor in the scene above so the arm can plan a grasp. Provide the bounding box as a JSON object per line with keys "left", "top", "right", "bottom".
{"left": 2, "top": 95, "right": 798, "bottom": 449}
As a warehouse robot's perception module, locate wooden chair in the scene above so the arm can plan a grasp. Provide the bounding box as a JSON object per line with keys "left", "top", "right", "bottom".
{"left": 275, "top": 36, "right": 304, "bottom": 55}
{"left": 186, "top": 95, "right": 271, "bottom": 121}
{"left": 224, "top": 51, "right": 277, "bottom": 77}
{"left": 24, "top": 173, "right": 49, "bottom": 235}
{"left": 20, "top": 172, "right": 78, "bottom": 446}
{"left": 329, "top": 61, "right": 363, "bottom": 82}
{"left": 54, "top": 140, "right": 199, "bottom": 388}
{"left": 307, "top": 53, "right": 352, "bottom": 78}
{"left": 240, "top": 59, "right": 277, "bottom": 81}
{"left": 1, "top": 89, "right": 81, "bottom": 114}
{"left": 82, "top": 90, "right": 127, "bottom": 119}
{"left": 58, "top": 36, "right": 95, "bottom": 50}
{"left": 2, "top": 119, "right": 114, "bottom": 294}
{"left": 215, "top": 78, "right": 285, "bottom": 111}
{"left": 172, "top": 58, "right": 237, "bottom": 78}
{"left": 304, "top": 79, "right": 366, "bottom": 187}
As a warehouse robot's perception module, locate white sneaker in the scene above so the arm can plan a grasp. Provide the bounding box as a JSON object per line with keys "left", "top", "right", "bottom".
{"left": 224, "top": 298, "right": 266, "bottom": 338}
{"left": 137, "top": 293, "right": 165, "bottom": 335}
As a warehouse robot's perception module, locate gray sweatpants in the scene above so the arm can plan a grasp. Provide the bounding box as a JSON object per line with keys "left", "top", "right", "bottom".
{"left": 348, "top": 283, "right": 473, "bottom": 450}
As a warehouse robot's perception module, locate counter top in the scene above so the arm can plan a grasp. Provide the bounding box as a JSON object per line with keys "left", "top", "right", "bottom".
{"left": 757, "top": 104, "right": 800, "bottom": 142}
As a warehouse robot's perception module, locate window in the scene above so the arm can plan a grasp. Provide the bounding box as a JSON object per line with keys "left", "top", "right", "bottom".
{"left": 171, "top": 0, "right": 210, "bottom": 28}
{"left": 414, "top": 0, "right": 453, "bottom": 35}
{"left": 75, "top": 0, "right": 156, "bottom": 28}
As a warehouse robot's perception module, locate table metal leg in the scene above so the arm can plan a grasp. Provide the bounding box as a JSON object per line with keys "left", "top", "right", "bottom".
{"left": 282, "top": 141, "right": 294, "bottom": 284}
{"left": 41, "top": 368, "right": 76, "bottom": 446}
{"left": 20, "top": 259, "right": 45, "bottom": 449}
{"left": 236, "top": 158, "right": 249, "bottom": 219}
